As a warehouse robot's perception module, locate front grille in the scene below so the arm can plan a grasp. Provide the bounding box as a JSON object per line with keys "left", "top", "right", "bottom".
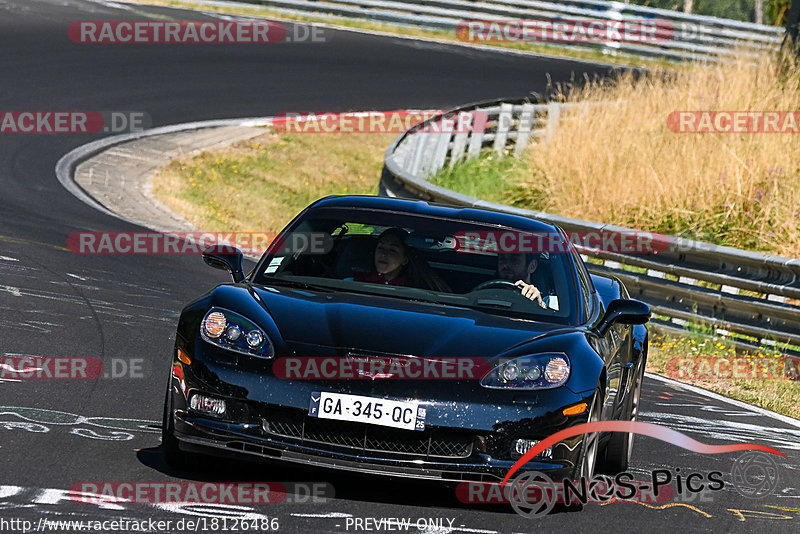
{"left": 305, "top": 418, "right": 365, "bottom": 448}
{"left": 366, "top": 430, "right": 428, "bottom": 455}
{"left": 262, "top": 407, "right": 474, "bottom": 459}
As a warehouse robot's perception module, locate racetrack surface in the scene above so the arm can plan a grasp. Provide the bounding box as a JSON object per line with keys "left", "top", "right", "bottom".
{"left": 0, "top": 0, "right": 798, "bottom": 531}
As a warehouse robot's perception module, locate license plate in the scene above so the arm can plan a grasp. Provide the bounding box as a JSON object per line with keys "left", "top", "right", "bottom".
{"left": 308, "top": 391, "right": 426, "bottom": 431}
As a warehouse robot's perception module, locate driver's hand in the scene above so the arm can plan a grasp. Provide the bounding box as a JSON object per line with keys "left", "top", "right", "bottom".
{"left": 514, "top": 280, "right": 546, "bottom": 308}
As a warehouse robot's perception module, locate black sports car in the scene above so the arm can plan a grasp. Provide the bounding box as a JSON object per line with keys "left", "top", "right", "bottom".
{"left": 162, "top": 195, "right": 650, "bottom": 482}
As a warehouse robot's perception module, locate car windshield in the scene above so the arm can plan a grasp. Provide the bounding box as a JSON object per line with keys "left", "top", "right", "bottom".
{"left": 252, "top": 206, "right": 581, "bottom": 325}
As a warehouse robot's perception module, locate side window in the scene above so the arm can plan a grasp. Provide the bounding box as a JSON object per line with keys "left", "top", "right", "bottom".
{"left": 570, "top": 247, "right": 593, "bottom": 321}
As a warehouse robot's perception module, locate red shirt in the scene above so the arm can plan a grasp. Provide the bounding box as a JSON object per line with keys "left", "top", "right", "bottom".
{"left": 354, "top": 271, "right": 409, "bottom": 286}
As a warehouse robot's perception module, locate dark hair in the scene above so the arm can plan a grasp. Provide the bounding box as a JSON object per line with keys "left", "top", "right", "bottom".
{"left": 526, "top": 252, "right": 547, "bottom": 265}
{"left": 377, "top": 227, "right": 410, "bottom": 246}
{"left": 502, "top": 252, "right": 544, "bottom": 266}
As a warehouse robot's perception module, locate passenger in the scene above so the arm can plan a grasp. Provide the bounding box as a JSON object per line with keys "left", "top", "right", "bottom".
{"left": 354, "top": 228, "right": 411, "bottom": 286}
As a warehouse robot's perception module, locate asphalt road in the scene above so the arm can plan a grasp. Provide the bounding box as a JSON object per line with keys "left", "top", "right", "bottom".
{"left": 0, "top": 0, "right": 798, "bottom": 532}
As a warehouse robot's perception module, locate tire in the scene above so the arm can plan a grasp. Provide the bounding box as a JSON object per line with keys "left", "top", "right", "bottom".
{"left": 575, "top": 388, "right": 602, "bottom": 481}
{"left": 162, "top": 382, "right": 200, "bottom": 471}
{"left": 597, "top": 360, "right": 645, "bottom": 475}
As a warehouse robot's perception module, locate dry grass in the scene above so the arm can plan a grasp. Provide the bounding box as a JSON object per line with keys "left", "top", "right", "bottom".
{"left": 151, "top": 130, "right": 394, "bottom": 233}
{"left": 509, "top": 51, "right": 800, "bottom": 256}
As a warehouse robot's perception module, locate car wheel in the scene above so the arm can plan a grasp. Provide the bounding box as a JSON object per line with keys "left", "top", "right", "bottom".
{"left": 162, "top": 383, "right": 199, "bottom": 471}
{"left": 576, "top": 388, "right": 602, "bottom": 481}
{"left": 597, "top": 360, "right": 645, "bottom": 475}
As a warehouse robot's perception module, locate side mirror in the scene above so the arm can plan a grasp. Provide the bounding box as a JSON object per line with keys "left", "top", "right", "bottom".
{"left": 594, "top": 299, "right": 650, "bottom": 337}
{"left": 202, "top": 245, "right": 245, "bottom": 283}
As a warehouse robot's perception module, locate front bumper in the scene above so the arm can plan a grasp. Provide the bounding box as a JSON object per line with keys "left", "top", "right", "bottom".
{"left": 169, "top": 370, "right": 594, "bottom": 483}
{"left": 172, "top": 409, "right": 578, "bottom": 482}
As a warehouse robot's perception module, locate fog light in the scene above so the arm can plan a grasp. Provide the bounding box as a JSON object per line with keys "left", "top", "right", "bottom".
{"left": 189, "top": 394, "right": 226, "bottom": 417}
{"left": 513, "top": 439, "right": 552, "bottom": 459}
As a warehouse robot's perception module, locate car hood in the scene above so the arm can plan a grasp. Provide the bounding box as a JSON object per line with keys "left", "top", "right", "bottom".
{"left": 252, "top": 285, "right": 571, "bottom": 358}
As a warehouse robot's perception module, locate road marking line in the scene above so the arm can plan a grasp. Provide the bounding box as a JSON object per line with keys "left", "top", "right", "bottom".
{"left": 600, "top": 499, "right": 712, "bottom": 517}
{"left": 0, "top": 286, "right": 22, "bottom": 297}
{"left": 0, "top": 235, "right": 69, "bottom": 252}
{"left": 645, "top": 372, "right": 800, "bottom": 429}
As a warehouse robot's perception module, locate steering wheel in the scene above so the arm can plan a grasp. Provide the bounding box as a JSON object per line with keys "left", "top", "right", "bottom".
{"left": 473, "top": 280, "right": 521, "bottom": 292}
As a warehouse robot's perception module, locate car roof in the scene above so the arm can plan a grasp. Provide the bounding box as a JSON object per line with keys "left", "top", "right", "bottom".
{"left": 308, "top": 195, "right": 561, "bottom": 234}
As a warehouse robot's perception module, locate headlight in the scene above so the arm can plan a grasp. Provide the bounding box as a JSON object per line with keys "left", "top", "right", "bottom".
{"left": 480, "top": 353, "right": 570, "bottom": 390}
{"left": 201, "top": 308, "right": 273, "bottom": 358}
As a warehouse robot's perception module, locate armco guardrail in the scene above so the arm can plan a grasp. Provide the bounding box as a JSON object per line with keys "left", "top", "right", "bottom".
{"left": 379, "top": 97, "right": 800, "bottom": 355}
{"left": 249, "top": 0, "right": 784, "bottom": 62}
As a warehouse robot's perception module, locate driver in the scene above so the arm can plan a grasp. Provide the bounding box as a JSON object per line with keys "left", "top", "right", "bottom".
{"left": 496, "top": 252, "right": 549, "bottom": 308}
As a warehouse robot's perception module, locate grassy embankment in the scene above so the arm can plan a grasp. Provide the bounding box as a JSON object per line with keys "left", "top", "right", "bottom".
{"left": 153, "top": 131, "right": 395, "bottom": 232}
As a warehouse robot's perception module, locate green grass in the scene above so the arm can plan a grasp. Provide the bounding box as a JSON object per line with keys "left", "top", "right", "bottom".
{"left": 429, "top": 151, "right": 535, "bottom": 205}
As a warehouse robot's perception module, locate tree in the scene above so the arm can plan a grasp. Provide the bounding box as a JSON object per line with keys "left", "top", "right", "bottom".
{"left": 767, "top": 0, "right": 792, "bottom": 25}
{"left": 627, "top": 0, "right": 785, "bottom": 23}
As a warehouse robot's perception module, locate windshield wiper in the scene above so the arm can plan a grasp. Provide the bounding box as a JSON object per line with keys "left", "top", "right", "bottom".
{"left": 258, "top": 277, "right": 334, "bottom": 292}
{"left": 474, "top": 298, "right": 513, "bottom": 308}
